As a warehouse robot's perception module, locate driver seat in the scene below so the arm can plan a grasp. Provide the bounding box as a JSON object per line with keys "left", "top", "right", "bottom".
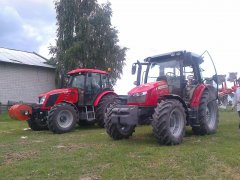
{"left": 156, "top": 76, "right": 167, "bottom": 82}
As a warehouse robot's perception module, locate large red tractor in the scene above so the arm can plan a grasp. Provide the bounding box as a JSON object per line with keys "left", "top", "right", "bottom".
{"left": 105, "top": 51, "right": 219, "bottom": 145}
{"left": 9, "top": 68, "right": 117, "bottom": 133}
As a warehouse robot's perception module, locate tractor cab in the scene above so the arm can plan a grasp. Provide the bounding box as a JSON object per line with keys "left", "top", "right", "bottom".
{"left": 131, "top": 51, "right": 217, "bottom": 104}
{"left": 67, "top": 69, "right": 111, "bottom": 106}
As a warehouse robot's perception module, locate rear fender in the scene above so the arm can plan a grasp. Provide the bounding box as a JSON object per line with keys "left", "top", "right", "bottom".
{"left": 93, "top": 91, "right": 117, "bottom": 107}
{"left": 190, "top": 84, "right": 207, "bottom": 108}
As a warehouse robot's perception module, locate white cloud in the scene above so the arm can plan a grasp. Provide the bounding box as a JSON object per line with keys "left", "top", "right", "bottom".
{"left": 104, "top": 0, "right": 240, "bottom": 94}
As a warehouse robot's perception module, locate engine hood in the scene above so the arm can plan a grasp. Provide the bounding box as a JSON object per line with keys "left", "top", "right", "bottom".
{"left": 128, "top": 81, "right": 166, "bottom": 95}
{"left": 39, "top": 88, "right": 77, "bottom": 97}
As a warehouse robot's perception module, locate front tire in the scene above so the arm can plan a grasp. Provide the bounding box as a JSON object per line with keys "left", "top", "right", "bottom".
{"left": 27, "top": 115, "right": 48, "bottom": 131}
{"left": 95, "top": 94, "right": 116, "bottom": 128}
{"left": 192, "top": 90, "right": 219, "bottom": 135}
{"left": 105, "top": 103, "right": 135, "bottom": 140}
{"left": 48, "top": 103, "right": 78, "bottom": 134}
{"left": 152, "top": 99, "right": 186, "bottom": 145}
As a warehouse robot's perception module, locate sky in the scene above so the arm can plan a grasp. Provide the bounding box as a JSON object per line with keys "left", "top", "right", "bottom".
{"left": 0, "top": 0, "right": 240, "bottom": 94}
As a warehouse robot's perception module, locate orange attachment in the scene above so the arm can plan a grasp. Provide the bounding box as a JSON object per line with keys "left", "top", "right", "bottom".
{"left": 8, "top": 104, "right": 32, "bottom": 121}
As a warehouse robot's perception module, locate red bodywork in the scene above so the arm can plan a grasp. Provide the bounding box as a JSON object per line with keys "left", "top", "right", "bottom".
{"left": 39, "top": 88, "right": 79, "bottom": 110}
{"left": 128, "top": 81, "right": 169, "bottom": 106}
{"left": 128, "top": 80, "right": 207, "bottom": 108}
{"left": 93, "top": 91, "right": 117, "bottom": 106}
{"left": 68, "top": 68, "right": 108, "bottom": 75}
{"left": 190, "top": 84, "right": 206, "bottom": 107}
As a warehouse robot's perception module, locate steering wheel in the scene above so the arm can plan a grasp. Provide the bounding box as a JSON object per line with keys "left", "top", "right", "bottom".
{"left": 187, "top": 75, "right": 194, "bottom": 80}
{"left": 166, "top": 72, "right": 175, "bottom": 77}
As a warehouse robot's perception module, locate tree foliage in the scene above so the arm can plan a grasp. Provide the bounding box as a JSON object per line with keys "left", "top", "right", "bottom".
{"left": 49, "top": 0, "right": 127, "bottom": 87}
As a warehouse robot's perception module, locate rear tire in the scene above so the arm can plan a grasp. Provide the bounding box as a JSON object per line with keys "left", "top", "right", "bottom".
{"left": 152, "top": 99, "right": 186, "bottom": 145}
{"left": 48, "top": 103, "right": 78, "bottom": 134}
{"left": 27, "top": 115, "right": 48, "bottom": 131}
{"left": 192, "top": 90, "right": 219, "bottom": 135}
{"left": 95, "top": 94, "right": 116, "bottom": 128}
{"left": 105, "top": 103, "right": 135, "bottom": 140}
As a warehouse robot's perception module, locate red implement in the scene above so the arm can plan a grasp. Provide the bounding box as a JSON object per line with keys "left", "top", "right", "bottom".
{"left": 8, "top": 104, "right": 32, "bottom": 121}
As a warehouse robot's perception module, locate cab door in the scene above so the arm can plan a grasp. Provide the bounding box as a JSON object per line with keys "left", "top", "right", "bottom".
{"left": 84, "top": 72, "right": 101, "bottom": 105}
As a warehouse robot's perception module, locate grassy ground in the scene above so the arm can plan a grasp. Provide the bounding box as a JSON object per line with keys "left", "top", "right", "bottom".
{"left": 0, "top": 111, "right": 240, "bottom": 180}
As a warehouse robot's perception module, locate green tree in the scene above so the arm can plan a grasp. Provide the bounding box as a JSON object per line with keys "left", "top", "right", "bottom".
{"left": 49, "top": 0, "right": 127, "bottom": 87}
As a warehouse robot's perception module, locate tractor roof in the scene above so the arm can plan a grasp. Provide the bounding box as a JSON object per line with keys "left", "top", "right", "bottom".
{"left": 67, "top": 68, "right": 108, "bottom": 75}
{"left": 144, "top": 51, "right": 203, "bottom": 64}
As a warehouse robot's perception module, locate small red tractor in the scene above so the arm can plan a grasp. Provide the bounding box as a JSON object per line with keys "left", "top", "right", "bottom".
{"left": 105, "top": 51, "right": 219, "bottom": 145}
{"left": 9, "top": 68, "right": 117, "bottom": 133}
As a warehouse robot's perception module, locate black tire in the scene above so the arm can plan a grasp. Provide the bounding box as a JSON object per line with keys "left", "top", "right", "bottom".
{"left": 27, "top": 115, "right": 48, "bottom": 131}
{"left": 95, "top": 94, "right": 116, "bottom": 128}
{"left": 192, "top": 90, "right": 219, "bottom": 135}
{"left": 47, "top": 103, "right": 78, "bottom": 134}
{"left": 152, "top": 99, "right": 186, "bottom": 145}
{"left": 105, "top": 103, "right": 135, "bottom": 140}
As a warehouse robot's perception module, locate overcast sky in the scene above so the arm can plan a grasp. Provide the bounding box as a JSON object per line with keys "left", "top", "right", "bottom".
{"left": 0, "top": 0, "right": 239, "bottom": 94}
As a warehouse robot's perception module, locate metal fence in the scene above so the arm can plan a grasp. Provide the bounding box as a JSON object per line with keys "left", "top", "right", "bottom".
{"left": 0, "top": 101, "right": 23, "bottom": 114}
{"left": 0, "top": 104, "right": 10, "bottom": 114}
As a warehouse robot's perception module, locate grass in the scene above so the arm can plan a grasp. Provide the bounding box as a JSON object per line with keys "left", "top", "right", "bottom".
{"left": 0, "top": 111, "right": 240, "bottom": 179}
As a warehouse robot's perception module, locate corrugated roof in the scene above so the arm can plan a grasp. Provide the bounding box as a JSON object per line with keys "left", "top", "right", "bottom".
{"left": 0, "top": 47, "right": 55, "bottom": 69}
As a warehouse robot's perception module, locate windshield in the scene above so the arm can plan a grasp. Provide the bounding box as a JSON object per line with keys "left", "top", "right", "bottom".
{"left": 67, "top": 73, "right": 85, "bottom": 89}
{"left": 147, "top": 60, "right": 180, "bottom": 83}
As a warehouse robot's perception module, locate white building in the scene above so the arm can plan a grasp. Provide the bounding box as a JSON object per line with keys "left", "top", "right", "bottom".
{"left": 0, "top": 48, "right": 55, "bottom": 104}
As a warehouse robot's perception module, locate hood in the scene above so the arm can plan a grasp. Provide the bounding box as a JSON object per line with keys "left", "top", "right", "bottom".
{"left": 38, "top": 88, "right": 77, "bottom": 97}
{"left": 128, "top": 81, "right": 166, "bottom": 95}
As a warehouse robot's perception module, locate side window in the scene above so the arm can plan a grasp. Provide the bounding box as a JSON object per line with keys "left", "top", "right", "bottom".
{"left": 101, "top": 74, "right": 110, "bottom": 89}
{"left": 86, "top": 73, "right": 101, "bottom": 93}
{"left": 183, "top": 65, "right": 196, "bottom": 85}
{"left": 71, "top": 74, "right": 85, "bottom": 89}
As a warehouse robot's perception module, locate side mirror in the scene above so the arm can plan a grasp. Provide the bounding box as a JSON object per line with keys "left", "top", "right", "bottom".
{"left": 132, "top": 64, "right": 136, "bottom": 75}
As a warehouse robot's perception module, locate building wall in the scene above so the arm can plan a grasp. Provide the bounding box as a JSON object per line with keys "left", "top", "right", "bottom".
{"left": 0, "top": 62, "right": 56, "bottom": 104}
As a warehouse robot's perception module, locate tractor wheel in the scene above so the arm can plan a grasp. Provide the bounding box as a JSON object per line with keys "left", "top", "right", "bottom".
{"left": 27, "top": 115, "right": 48, "bottom": 131}
{"left": 192, "top": 90, "right": 219, "bottom": 135}
{"left": 95, "top": 94, "right": 117, "bottom": 128}
{"left": 152, "top": 99, "right": 186, "bottom": 145}
{"left": 105, "top": 103, "right": 135, "bottom": 140}
{"left": 47, "top": 103, "right": 78, "bottom": 134}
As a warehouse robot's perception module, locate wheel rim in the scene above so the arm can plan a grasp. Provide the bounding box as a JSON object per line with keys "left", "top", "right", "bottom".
{"left": 57, "top": 110, "right": 73, "bottom": 128}
{"left": 206, "top": 103, "right": 216, "bottom": 129}
{"left": 169, "top": 109, "right": 184, "bottom": 137}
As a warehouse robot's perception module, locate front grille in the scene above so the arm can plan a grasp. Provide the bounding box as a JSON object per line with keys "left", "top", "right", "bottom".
{"left": 128, "top": 95, "right": 146, "bottom": 103}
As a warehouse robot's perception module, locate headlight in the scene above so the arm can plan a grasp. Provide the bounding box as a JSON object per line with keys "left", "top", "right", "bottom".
{"left": 38, "top": 96, "right": 46, "bottom": 105}
{"left": 133, "top": 91, "right": 147, "bottom": 97}
{"left": 128, "top": 91, "right": 147, "bottom": 103}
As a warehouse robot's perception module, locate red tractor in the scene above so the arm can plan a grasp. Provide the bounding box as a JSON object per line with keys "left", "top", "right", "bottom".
{"left": 105, "top": 51, "right": 219, "bottom": 145}
{"left": 9, "top": 68, "right": 117, "bottom": 133}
